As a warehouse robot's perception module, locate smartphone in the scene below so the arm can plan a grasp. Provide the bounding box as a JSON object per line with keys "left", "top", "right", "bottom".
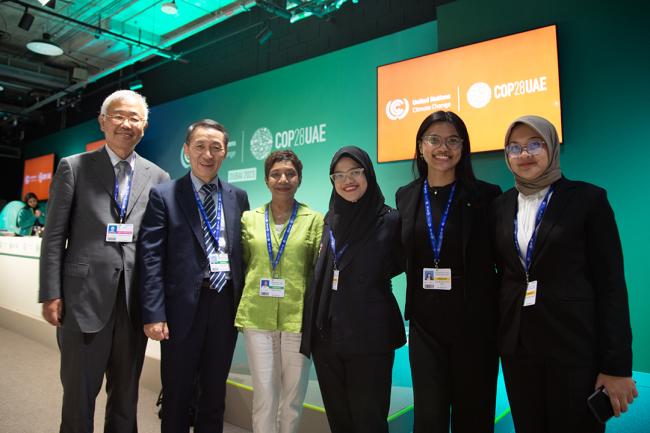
{"left": 587, "top": 386, "right": 614, "bottom": 424}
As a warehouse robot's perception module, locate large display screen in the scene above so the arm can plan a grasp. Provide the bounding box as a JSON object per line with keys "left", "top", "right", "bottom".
{"left": 21, "top": 153, "right": 55, "bottom": 200}
{"left": 377, "top": 25, "right": 562, "bottom": 162}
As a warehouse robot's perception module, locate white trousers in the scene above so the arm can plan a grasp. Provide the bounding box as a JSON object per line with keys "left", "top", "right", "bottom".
{"left": 244, "top": 329, "right": 312, "bottom": 433}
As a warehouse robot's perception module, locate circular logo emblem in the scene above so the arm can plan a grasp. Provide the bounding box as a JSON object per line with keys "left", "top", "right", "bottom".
{"left": 466, "top": 82, "right": 492, "bottom": 109}
{"left": 385, "top": 98, "right": 409, "bottom": 120}
{"left": 180, "top": 145, "right": 190, "bottom": 169}
{"left": 250, "top": 127, "right": 274, "bottom": 160}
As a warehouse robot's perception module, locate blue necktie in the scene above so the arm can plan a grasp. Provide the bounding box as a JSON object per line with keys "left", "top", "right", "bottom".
{"left": 201, "top": 184, "right": 227, "bottom": 292}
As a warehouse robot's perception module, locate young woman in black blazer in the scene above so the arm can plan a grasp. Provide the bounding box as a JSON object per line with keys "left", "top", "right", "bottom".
{"left": 493, "top": 115, "right": 638, "bottom": 433}
{"left": 300, "top": 146, "right": 405, "bottom": 433}
{"left": 395, "top": 111, "right": 501, "bottom": 433}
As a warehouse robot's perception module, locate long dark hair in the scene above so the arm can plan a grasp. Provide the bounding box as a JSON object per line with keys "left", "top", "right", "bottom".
{"left": 23, "top": 192, "right": 38, "bottom": 209}
{"left": 412, "top": 111, "right": 476, "bottom": 186}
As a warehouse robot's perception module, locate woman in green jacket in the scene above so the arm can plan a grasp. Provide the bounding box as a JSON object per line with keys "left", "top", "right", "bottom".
{"left": 235, "top": 150, "right": 323, "bottom": 433}
{"left": 17, "top": 192, "right": 46, "bottom": 236}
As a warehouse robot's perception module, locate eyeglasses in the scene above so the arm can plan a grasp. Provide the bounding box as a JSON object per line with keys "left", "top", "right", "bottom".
{"left": 329, "top": 167, "right": 364, "bottom": 183}
{"left": 104, "top": 113, "right": 145, "bottom": 126}
{"left": 505, "top": 140, "right": 546, "bottom": 157}
{"left": 189, "top": 142, "right": 225, "bottom": 154}
{"left": 268, "top": 170, "right": 298, "bottom": 181}
{"left": 420, "top": 135, "right": 463, "bottom": 150}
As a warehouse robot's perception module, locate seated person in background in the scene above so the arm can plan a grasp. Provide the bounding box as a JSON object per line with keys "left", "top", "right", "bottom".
{"left": 17, "top": 192, "right": 46, "bottom": 236}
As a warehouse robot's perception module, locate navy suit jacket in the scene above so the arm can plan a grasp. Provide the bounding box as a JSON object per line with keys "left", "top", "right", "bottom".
{"left": 138, "top": 172, "right": 250, "bottom": 340}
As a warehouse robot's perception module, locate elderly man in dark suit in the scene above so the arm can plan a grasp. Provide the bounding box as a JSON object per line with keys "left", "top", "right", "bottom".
{"left": 39, "top": 89, "right": 170, "bottom": 433}
{"left": 139, "top": 119, "right": 249, "bottom": 433}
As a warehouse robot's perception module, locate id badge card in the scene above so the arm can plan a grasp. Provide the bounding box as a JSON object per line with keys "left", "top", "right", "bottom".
{"left": 209, "top": 253, "right": 230, "bottom": 272}
{"left": 332, "top": 269, "right": 340, "bottom": 291}
{"left": 106, "top": 223, "right": 134, "bottom": 242}
{"left": 259, "top": 278, "right": 285, "bottom": 297}
{"left": 423, "top": 267, "right": 452, "bottom": 290}
{"left": 523, "top": 280, "right": 537, "bottom": 306}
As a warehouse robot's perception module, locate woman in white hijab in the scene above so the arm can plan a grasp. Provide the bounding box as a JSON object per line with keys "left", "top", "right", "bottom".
{"left": 491, "top": 115, "right": 637, "bottom": 433}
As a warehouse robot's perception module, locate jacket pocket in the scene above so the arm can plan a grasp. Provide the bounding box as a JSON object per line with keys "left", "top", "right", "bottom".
{"left": 63, "top": 262, "right": 89, "bottom": 278}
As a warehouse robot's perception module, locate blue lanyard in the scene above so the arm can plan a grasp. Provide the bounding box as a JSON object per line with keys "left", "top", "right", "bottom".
{"left": 514, "top": 186, "right": 554, "bottom": 278}
{"left": 193, "top": 185, "right": 223, "bottom": 250}
{"left": 265, "top": 202, "right": 298, "bottom": 274}
{"left": 113, "top": 168, "right": 133, "bottom": 223}
{"left": 328, "top": 229, "right": 348, "bottom": 270}
{"left": 422, "top": 180, "right": 456, "bottom": 267}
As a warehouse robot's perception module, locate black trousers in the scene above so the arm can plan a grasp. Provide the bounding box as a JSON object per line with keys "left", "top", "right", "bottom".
{"left": 501, "top": 354, "right": 605, "bottom": 433}
{"left": 408, "top": 319, "right": 498, "bottom": 433}
{"left": 312, "top": 334, "right": 394, "bottom": 433}
{"left": 160, "top": 282, "right": 237, "bottom": 433}
{"left": 57, "top": 276, "right": 146, "bottom": 433}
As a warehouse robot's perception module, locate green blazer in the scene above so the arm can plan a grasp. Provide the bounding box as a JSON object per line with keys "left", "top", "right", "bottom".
{"left": 235, "top": 202, "right": 323, "bottom": 333}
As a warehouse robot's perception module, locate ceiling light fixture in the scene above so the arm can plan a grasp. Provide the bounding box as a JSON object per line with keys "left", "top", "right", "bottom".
{"left": 129, "top": 79, "right": 143, "bottom": 91}
{"left": 26, "top": 33, "right": 64, "bottom": 56}
{"left": 38, "top": 0, "right": 56, "bottom": 8}
{"left": 18, "top": 8, "right": 35, "bottom": 31}
{"left": 255, "top": 23, "right": 273, "bottom": 45}
{"left": 161, "top": 1, "right": 178, "bottom": 15}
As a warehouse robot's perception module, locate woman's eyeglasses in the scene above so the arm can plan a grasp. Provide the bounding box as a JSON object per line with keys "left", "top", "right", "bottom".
{"left": 330, "top": 168, "right": 365, "bottom": 183}
{"left": 505, "top": 140, "right": 545, "bottom": 157}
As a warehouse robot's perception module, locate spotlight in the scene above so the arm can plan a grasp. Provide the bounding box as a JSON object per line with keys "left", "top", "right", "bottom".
{"left": 26, "top": 33, "right": 64, "bottom": 56}
{"left": 38, "top": 0, "right": 56, "bottom": 8}
{"left": 18, "top": 8, "right": 35, "bottom": 31}
{"left": 129, "top": 80, "right": 143, "bottom": 91}
{"left": 161, "top": 1, "right": 178, "bottom": 15}
{"left": 256, "top": 24, "right": 273, "bottom": 45}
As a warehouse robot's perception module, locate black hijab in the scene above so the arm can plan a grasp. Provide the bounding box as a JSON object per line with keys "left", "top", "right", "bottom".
{"left": 315, "top": 146, "right": 386, "bottom": 331}
{"left": 326, "top": 146, "right": 386, "bottom": 246}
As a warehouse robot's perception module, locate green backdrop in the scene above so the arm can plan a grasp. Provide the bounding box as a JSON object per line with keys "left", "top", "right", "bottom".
{"left": 26, "top": 1, "right": 650, "bottom": 373}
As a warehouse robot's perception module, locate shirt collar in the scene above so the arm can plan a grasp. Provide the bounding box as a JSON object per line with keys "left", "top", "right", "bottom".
{"left": 105, "top": 144, "right": 136, "bottom": 171}
{"left": 190, "top": 172, "right": 219, "bottom": 194}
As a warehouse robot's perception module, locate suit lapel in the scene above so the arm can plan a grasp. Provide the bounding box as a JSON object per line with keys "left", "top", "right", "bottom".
{"left": 91, "top": 147, "right": 117, "bottom": 199}
{"left": 125, "top": 154, "right": 151, "bottom": 219}
{"left": 177, "top": 173, "right": 206, "bottom": 254}
{"left": 218, "top": 178, "right": 237, "bottom": 255}
{"left": 530, "top": 178, "right": 574, "bottom": 268}
{"left": 457, "top": 186, "right": 472, "bottom": 263}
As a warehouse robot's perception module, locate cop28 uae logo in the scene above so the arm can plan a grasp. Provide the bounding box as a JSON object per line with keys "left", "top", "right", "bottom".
{"left": 180, "top": 146, "right": 190, "bottom": 169}
{"left": 250, "top": 127, "right": 274, "bottom": 160}
{"left": 466, "top": 82, "right": 492, "bottom": 109}
{"left": 385, "top": 98, "right": 409, "bottom": 120}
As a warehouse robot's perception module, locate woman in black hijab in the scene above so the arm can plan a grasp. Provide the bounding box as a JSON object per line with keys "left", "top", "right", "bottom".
{"left": 300, "top": 146, "right": 405, "bottom": 433}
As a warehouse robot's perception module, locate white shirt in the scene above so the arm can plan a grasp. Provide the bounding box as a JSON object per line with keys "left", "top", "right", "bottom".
{"left": 105, "top": 144, "right": 136, "bottom": 175}
{"left": 516, "top": 186, "right": 553, "bottom": 268}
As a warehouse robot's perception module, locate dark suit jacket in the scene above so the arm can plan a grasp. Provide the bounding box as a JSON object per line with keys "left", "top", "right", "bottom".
{"left": 300, "top": 206, "right": 406, "bottom": 356}
{"left": 492, "top": 177, "right": 632, "bottom": 376}
{"left": 396, "top": 179, "right": 502, "bottom": 333}
{"left": 138, "top": 173, "right": 250, "bottom": 340}
{"left": 39, "top": 147, "right": 170, "bottom": 332}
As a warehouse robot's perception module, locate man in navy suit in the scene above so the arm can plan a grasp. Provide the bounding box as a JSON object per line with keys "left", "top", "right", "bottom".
{"left": 139, "top": 119, "right": 249, "bottom": 433}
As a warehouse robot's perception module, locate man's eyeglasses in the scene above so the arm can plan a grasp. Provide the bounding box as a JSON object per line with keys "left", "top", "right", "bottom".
{"left": 329, "top": 168, "right": 364, "bottom": 183}
{"left": 420, "top": 135, "right": 463, "bottom": 150}
{"left": 505, "top": 140, "right": 545, "bottom": 157}
{"left": 104, "top": 113, "right": 145, "bottom": 126}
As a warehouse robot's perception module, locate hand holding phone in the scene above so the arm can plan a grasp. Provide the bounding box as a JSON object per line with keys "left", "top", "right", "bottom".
{"left": 587, "top": 386, "right": 614, "bottom": 424}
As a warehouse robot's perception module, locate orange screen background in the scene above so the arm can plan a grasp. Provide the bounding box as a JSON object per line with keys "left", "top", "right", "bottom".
{"left": 22, "top": 153, "right": 55, "bottom": 200}
{"left": 377, "top": 25, "right": 562, "bottom": 162}
{"left": 86, "top": 139, "right": 104, "bottom": 152}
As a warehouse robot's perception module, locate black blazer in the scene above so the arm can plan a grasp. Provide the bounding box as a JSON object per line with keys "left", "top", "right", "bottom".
{"left": 396, "top": 178, "right": 502, "bottom": 329}
{"left": 492, "top": 177, "right": 632, "bottom": 376}
{"left": 139, "top": 173, "right": 250, "bottom": 340}
{"left": 300, "top": 206, "right": 406, "bottom": 356}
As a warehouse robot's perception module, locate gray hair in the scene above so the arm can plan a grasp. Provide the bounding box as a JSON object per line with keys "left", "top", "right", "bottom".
{"left": 100, "top": 90, "right": 149, "bottom": 121}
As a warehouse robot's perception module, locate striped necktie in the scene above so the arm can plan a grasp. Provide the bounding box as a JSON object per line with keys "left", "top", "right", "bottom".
{"left": 201, "top": 183, "right": 227, "bottom": 292}
{"left": 116, "top": 160, "right": 131, "bottom": 204}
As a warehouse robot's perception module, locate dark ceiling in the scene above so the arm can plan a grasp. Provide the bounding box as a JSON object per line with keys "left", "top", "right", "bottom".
{"left": 0, "top": 0, "right": 442, "bottom": 148}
